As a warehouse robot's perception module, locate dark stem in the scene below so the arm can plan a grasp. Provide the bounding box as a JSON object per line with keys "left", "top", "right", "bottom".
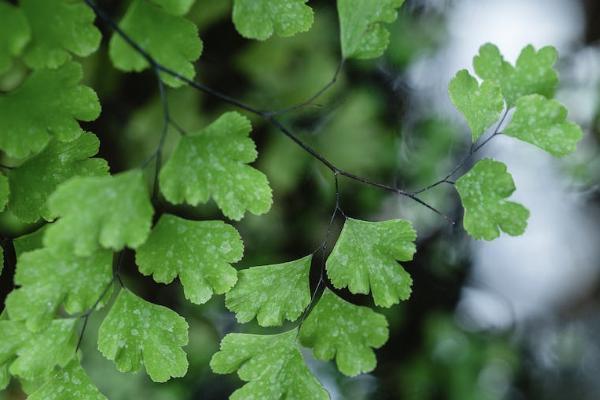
{"left": 84, "top": 0, "right": 450, "bottom": 221}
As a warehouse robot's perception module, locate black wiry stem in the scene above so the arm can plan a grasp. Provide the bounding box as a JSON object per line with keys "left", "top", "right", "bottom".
{"left": 84, "top": 0, "right": 451, "bottom": 222}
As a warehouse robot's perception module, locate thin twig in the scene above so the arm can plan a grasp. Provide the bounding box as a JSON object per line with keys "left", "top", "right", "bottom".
{"left": 85, "top": 0, "right": 451, "bottom": 221}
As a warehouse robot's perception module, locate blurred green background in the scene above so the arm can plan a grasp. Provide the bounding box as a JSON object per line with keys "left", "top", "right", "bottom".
{"left": 2, "top": 0, "right": 600, "bottom": 399}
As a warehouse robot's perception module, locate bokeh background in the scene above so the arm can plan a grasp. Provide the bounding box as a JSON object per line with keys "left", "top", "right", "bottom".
{"left": 2, "top": 0, "right": 600, "bottom": 399}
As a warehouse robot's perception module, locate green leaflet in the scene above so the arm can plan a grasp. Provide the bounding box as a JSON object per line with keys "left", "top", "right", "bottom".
{"left": 135, "top": 214, "right": 244, "bottom": 304}
{"left": 97, "top": 289, "right": 188, "bottom": 382}
{"left": 159, "top": 112, "right": 272, "bottom": 220}
{"left": 232, "top": 0, "right": 314, "bottom": 41}
{"left": 0, "top": 2, "right": 30, "bottom": 74}
{"left": 29, "top": 360, "right": 107, "bottom": 400}
{"left": 504, "top": 94, "right": 582, "bottom": 157}
{"left": 337, "top": 0, "right": 405, "bottom": 60}
{"left": 299, "top": 289, "right": 388, "bottom": 376}
{"left": 448, "top": 69, "right": 504, "bottom": 142}
{"left": 150, "top": 0, "right": 196, "bottom": 15}
{"left": 8, "top": 133, "right": 109, "bottom": 223}
{"left": 1, "top": 319, "right": 76, "bottom": 381}
{"left": 456, "top": 159, "right": 529, "bottom": 241}
{"left": 20, "top": 0, "right": 101, "bottom": 69}
{"left": 109, "top": 0, "right": 202, "bottom": 88}
{"left": 474, "top": 43, "right": 558, "bottom": 107}
{"left": 45, "top": 169, "right": 154, "bottom": 256}
{"left": 0, "top": 62, "right": 101, "bottom": 159}
{"left": 326, "top": 218, "right": 416, "bottom": 307}
{"left": 225, "top": 255, "right": 312, "bottom": 327}
{"left": 210, "top": 330, "right": 328, "bottom": 400}
{"left": 6, "top": 247, "right": 113, "bottom": 331}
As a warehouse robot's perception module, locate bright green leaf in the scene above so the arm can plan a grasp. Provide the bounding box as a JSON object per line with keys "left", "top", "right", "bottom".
{"left": 109, "top": 0, "right": 202, "bottom": 87}
{"left": 29, "top": 360, "right": 107, "bottom": 400}
{"left": 474, "top": 43, "right": 558, "bottom": 107}
{"left": 299, "top": 289, "right": 388, "bottom": 376}
{"left": 456, "top": 158, "right": 529, "bottom": 241}
{"left": 210, "top": 329, "right": 328, "bottom": 400}
{"left": 0, "top": 62, "right": 100, "bottom": 159}
{"left": 337, "top": 0, "right": 405, "bottom": 60}
{"left": 8, "top": 133, "right": 108, "bottom": 223}
{"left": 6, "top": 319, "right": 76, "bottom": 381}
{"left": 160, "top": 112, "right": 272, "bottom": 220}
{"left": 326, "top": 218, "right": 415, "bottom": 307}
{"left": 135, "top": 214, "right": 243, "bottom": 304}
{"left": 232, "top": 0, "right": 314, "bottom": 41}
{"left": 150, "top": 0, "right": 195, "bottom": 15}
{"left": 6, "top": 247, "right": 112, "bottom": 331}
{"left": 45, "top": 169, "right": 154, "bottom": 256}
{"left": 97, "top": 289, "right": 188, "bottom": 382}
{"left": 448, "top": 69, "right": 504, "bottom": 141}
{"left": 20, "top": 0, "right": 101, "bottom": 68}
{"left": 504, "top": 94, "right": 582, "bottom": 157}
{"left": 225, "top": 255, "right": 311, "bottom": 326}
{"left": 0, "top": 2, "right": 30, "bottom": 74}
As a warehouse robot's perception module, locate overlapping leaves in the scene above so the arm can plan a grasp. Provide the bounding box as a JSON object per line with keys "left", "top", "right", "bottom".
{"left": 7, "top": 132, "right": 108, "bottom": 223}
{"left": 6, "top": 247, "right": 113, "bottom": 330}
{"left": 0, "top": 62, "right": 100, "bottom": 158}
{"left": 45, "top": 170, "right": 154, "bottom": 256}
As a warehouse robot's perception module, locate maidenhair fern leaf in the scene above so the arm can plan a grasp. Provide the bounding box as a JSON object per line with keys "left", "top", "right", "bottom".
{"left": 225, "top": 255, "right": 312, "bottom": 326}
{"left": 337, "top": 0, "right": 405, "bottom": 60}
{"left": 474, "top": 43, "right": 558, "bottom": 107}
{"left": 150, "top": 0, "right": 196, "bottom": 16}
{"left": 45, "top": 170, "right": 154, "bottom": 256}
{"left": 210, "top": 330, "right": 328, "bottom": 400}
{"left": 159, "top": 112, "right": 272, "bottom": 220}
{"left": 455, "top": 159, "right": 529, "bottom": 241}
{"left": 135, "top": 214, "right": 244, "bottom": 304}
{"left": 0, "top": 62, "right": 101, "bottom": 158}
{"left": 448, "top": 69, "right": 504, "bottom": 142}
{"left": 0, "top": 2, "right": 30, "bottom": 74}
{"left": 20, "top": 0, "right": 101, "bottom": 69}
{"left": 97, "top": 289, "right": 188, "bottom": 383}
{"left": 8, "top": 133, "right": 108, "bottom": 223}
{"left": 504, "top": 94, "right": 582, "bottom": 157}
{"left": 109, "top": 0, "right": 202, "bottom": 87}
{"left": 299, "top": 289, "right": 388, "bottom": 376}
{"left": 5, "top": 319, "right": 76, "bottom": 381}
{"left": 28, "top": 360, "right": 107, "bottom": 400}
{"left": 326, "top": 218, "right": 416, "bottom": 307}
{"left": 232, "top": 0, "right": 314, "bottom": 41}
{"left": 6, "top": 248, "right": 112, "bottom": 331}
